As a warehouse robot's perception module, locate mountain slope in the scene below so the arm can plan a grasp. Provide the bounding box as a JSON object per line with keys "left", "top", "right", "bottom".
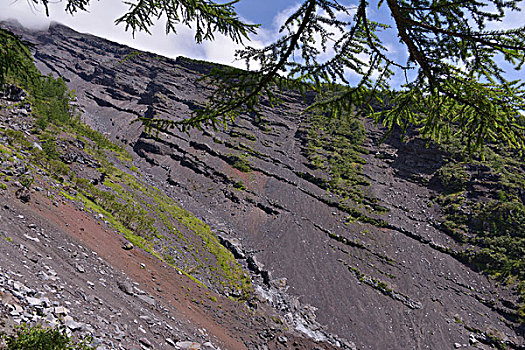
{"left": 3, "top": 22, "right": 524, "bottom": 349}
{"left": 0, "top": 25, "right": 338, "bottom": 350}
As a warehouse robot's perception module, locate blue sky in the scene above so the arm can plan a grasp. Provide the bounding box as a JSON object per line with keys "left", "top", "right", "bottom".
{"left": 1, "top": 0, "right": 523, "bottom": 84}
{"left": 236, "top": 0, "right": 295, "bottom": 27}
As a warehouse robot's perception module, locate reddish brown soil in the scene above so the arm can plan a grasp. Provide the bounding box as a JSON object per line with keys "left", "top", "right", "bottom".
{"left": 32, "top": 193, "right": 247, "bottom": 349}
{"left": 9, "top": 188, "right": 335, "bottom": 350}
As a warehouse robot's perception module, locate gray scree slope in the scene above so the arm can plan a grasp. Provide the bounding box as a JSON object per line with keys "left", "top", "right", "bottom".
{"left": 11, "top": 22, "right": 524, "bottom": 350}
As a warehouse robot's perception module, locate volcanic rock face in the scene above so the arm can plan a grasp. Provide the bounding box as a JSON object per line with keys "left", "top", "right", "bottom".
{"left": 0, "top": 80, "right": 335, "bottom": 350}
{"left": 8, "top": 23, "right": 524, "bottom": 349}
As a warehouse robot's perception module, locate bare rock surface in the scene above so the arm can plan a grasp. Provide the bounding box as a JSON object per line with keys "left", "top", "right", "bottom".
{"left": 0, "top": 79, "right": 340, "bottom": 349}
{"left": 2, "top": 22, "right": 523, "bottom": 349}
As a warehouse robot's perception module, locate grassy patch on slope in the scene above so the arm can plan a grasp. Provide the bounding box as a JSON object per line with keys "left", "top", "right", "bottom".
{"left": 302, "top": 112, "right": 388, "bottom": 216}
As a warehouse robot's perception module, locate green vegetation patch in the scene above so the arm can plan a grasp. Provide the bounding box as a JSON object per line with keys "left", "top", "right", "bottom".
{"left": 233, "top": 180, "right": 246, "bottom": 190}
{"left": 0, "top": 143, "right": 12, "bottom": 155}
{"left": 227, "top": 153, "right": 252, "bottom": 172}
{"left": 304, "top": 113, "right": 369, "bottom": 201}
{"left": 117, "top": 50, "right": 143, "bottom": 65}
{"left": 2, "top": 324, "right": 94, "bottom": 350}
{"left": 120, "top": 176, "right": 252, "bottom": 299}
{"left": 436, "top": 162, "right": 470, "bottom": 193}
{"left": 230, "top": 129, "right": 257, "bottom": 142}
{"left": 70, "top": 168, "right": 251, "bottom": 298}
{"left": 435, "top": 144, "right": 525, "bottom": 323}
{"left": 301, "top": 113, "right": 388, "bottom": 220}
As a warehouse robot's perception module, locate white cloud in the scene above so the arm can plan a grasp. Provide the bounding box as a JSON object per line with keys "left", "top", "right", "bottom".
{"left": 0, "top": 1, "right": 363, "bottom": 72}
{"left": 484, "top": 1, "right": 525, "bottom": 30}
{"left": 0, "top": 0, "right": 53, "bottom": 30}
{"left": 0, "top": 0, "right": 262, "bottom": 68}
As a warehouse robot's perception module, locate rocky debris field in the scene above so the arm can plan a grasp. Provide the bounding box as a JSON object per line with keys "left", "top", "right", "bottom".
{"left": 1, "top": 21, "right": 524, "bottom": 349}
{"left": 0, "top": 84, "right": 341, "bottom": 349}
{"left": 0, "top": 184, "right": 221, "bottom": 349}
{"left": 0, "top": 88, "right": 230, "bottom": 349}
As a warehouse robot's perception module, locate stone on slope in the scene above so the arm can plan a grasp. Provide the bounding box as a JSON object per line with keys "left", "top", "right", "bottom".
{"left": 117, "top": 280, "right": 134, "bottom": 295}
{"left": 136, "top": 294, "right": 156, "bottom": 307}
{"left": 175, "top": 341, "right": 201, "bottom": 349}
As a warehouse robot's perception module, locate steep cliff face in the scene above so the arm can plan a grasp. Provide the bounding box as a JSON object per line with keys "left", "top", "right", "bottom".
{"left": 8, "top": 22, "right": 524, "bottom": 349}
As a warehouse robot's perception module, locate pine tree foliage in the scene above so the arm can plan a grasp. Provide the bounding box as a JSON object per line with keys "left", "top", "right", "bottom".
{"left": 140, "top": 0, "right": 525, "bottom": 153}
{"left": 4, "top": 0, "right": 525, "bottom": 152}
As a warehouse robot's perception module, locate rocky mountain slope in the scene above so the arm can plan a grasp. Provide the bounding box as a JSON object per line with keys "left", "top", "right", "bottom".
{"left": 1, "top": 21, "right": 524, "bottom": 349}
{"left": 0, "top": 81, "right": 341, "bottom": 349}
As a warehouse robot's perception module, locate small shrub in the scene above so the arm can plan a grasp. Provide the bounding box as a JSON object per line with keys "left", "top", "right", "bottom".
{"left": 228, "top": 154, "right": 251, "bottom": 172}
{"left": 436, "top": 163, "right": 470, "bottom": 192}
{"left": 32, "top": 74, "right": 74, "bottom": 129}
{"left": 2, "top": 324, "right": 94, "bottom": 350}
{"left": 233, "top": 180, "right": 246, "bottom": 190}
{"left": 74, "top": 123, "right": 125, "bottom": 154}
{"left": 0, "top": 144, "right": 12, "bottom": 155}
{"left": 48, "top": 160, "right": 71, "bottom": 179}
{"left": 38, "top": 132, "right": 60, "bottom": 160}
{"left": 230, "top": 130, "right": 257, "bottom": 141}
{"left": 5, "top": 129, "right": 31, "bottom": 149}
{"left": 19, "top": 174, "right": 34, "bottom": 189}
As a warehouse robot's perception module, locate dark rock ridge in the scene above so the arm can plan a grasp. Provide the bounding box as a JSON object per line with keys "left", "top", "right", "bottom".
{"left": 7, "top": 22, "right": 524, "bottom": 349}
